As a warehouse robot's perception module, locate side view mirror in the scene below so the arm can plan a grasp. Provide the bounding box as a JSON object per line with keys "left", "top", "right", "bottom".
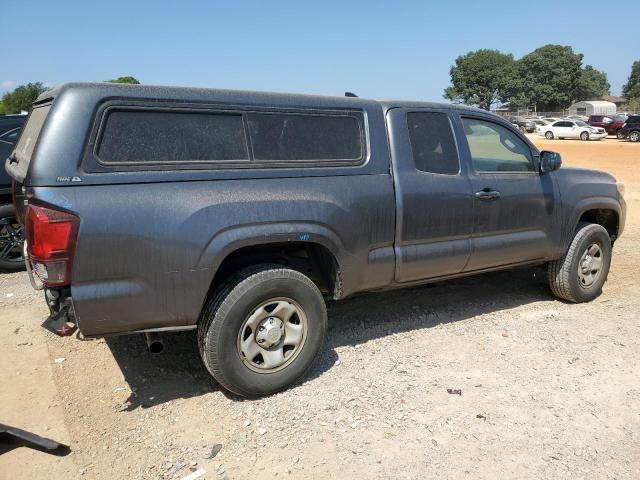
{"left": 540, "top": 150, "right": 562, "bottom": 173}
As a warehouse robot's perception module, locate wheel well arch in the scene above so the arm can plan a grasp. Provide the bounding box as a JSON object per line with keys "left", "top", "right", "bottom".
{"left": 578, "top": 208, "right": 619, "bottom": 240}
{"left": 209, "top": 241, "right": 343, "bottom": 300}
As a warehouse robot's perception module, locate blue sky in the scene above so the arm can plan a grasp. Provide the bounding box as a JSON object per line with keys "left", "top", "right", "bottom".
{"left": 2, "top": 1, "right": 638, "bottom": 100}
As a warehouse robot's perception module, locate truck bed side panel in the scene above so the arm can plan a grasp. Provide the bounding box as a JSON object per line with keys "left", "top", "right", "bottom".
{"left": 33, "top": 175, "right": 395, "bottom": 336}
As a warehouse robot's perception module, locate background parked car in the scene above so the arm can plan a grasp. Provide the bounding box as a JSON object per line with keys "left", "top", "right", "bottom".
{"left": 588, "top": 114, "right": 627, "bottom": 138}
{"left": 507, "top": 116, "right": 536, "bottom": 133}
{"left": 0, "top": 114, "right": 27, "bottom": 272}
{"left": 620, "top": 115, "right": 640, "bottom": 142}
{"left": 538, "top": 120, "right": 607, "bottom": 141}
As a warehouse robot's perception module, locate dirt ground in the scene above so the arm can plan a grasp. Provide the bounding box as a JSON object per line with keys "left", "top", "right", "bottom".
{"left": 1, "top": 136, "right": 639, "bottom": 480}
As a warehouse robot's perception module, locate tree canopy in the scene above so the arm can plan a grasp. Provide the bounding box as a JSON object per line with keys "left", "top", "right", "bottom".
{"left": 444, "top": 49, "right": 514, "bottom": 110}
{"left": 0, "top": 82, "right": 47, "bottom": 114}
{"left": 622, "top": 61, "right": 640, "bottom": 100}
{"left": 444, "top": 45, "right": 612, "bottom": 111}
{"left": 105, "top": 76, "right": 140, "bottom": 84}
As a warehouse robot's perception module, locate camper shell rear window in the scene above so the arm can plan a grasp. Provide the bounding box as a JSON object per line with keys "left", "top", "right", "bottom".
{"left": 7, "top": 105, "right": 51, "bottom": 182}
{"left": 93, "top": 105, "right": 366, "bottom": 169}
{"left": 13, "top": 106, "right": 50, "bottom": 165}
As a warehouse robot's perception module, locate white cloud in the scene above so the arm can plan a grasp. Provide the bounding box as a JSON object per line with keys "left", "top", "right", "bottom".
{"left": 1, "top": 80, "right": 15, "bottom": 89}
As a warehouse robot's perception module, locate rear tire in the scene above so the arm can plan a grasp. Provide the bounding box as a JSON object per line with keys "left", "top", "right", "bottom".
{"left": 0, "top": 204, "right": 25, "bottom": 272}
{"left": 616, "top": 129, "right": 624, "bottom": 139}
{"left": 548, "top": 223, "right": 611, "bottom": 303}
{"left": 198, "top": 264, "right": 327, "bottom": 397}
{"left": 580, "top": 131, "right": 589, "bottom": 141}
{"left": 545, "top": 131, "right": 554, "bottom": 139}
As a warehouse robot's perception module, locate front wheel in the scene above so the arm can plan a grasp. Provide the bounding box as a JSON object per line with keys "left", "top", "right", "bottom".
{"left": 548, "top": 223, "right": 611, "bottom": 303}
{"left": 198, "top": 264, "right": 327, "bottom": 397}
{"left": 545, "top": 131, "right": 554, "bottom": 140}
{"left": 629, "top": 131, "right": 640, "bottom": 142}
{"left": 580, "top": 131, "right": 590, "bottom": 141}
{"left": 0, "top": 204, "right": 25, "bottom": 272}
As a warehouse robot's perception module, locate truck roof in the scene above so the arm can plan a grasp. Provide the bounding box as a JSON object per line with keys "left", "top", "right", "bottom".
{"left": 37, "top": 82, "right": 484, "bottom": 115}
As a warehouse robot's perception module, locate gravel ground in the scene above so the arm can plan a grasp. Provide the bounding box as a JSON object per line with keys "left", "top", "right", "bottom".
{"left": 1, "top": 137, "right": 639, "bottom": 479}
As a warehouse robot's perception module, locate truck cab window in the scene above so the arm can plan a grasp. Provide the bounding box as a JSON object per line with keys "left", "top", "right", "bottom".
{"left": 406, "top": 112, "right": 459, "bottom": 174}
{"left": 462, "top": 118, "right": 534, "bottom": 173}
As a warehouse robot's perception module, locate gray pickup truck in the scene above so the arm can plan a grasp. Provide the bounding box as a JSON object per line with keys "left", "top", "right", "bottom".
{"left": 6, "top": 83, "right": 626, "bottom": 397}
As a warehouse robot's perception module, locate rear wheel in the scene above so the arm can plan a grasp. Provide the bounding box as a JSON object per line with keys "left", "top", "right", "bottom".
{"left": 616, "top": 129, "right": 624, "bottom": 139}
{"left": 580, "top": 131, "right": 589, "bottom": 141}
{"left": 629, "top": 130, "right": 640, "bottom": 142}
{"left": 198, "top": 264, "right": 327, "bottom": 397}
{"left": 0, "top": 204, "right": 25, "bottom": 272}
{"left": 548, "top": 223, "right": 611, "bottom": 303}
{"left": 545, "top": 131, "right": 554, "bottom": 140}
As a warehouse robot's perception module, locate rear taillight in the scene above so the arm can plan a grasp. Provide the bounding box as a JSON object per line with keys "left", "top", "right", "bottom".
{"left": 26, "top": 203, "right": 79, "bottom": 287}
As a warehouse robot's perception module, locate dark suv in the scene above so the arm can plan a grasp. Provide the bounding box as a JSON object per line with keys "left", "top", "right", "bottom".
{"left": 587, "top": 114, "right": 627, "bottom": 138}
{"left": 508, "top": 116, "right": 536, "bottom": 133}
{"left": 619, "top": 115, "right": 640, "bottom": 142}
{"left": 0, "top": 114, "right": 27, "bottom": 271}
{"left": 6, "top": 83, "right": 626, "bottom": 397}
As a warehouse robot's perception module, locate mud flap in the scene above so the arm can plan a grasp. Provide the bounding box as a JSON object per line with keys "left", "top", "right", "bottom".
{"left": 41, "top": 299, "right": 77, "bottom": 337}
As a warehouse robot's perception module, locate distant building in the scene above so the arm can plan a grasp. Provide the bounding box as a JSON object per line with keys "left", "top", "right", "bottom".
{"left": 567, "top": 100, "right": 617, "bottom": 117}
{"left": 597, "top": 96, "right": 627, "bottom": 111}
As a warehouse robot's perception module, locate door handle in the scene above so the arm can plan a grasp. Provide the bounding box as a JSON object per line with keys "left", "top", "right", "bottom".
{"left": 475, "top": 188, "right": 501, "bottom": 201}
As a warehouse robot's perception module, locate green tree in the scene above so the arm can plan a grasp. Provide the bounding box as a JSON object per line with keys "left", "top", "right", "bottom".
{"left": 574, "top": 65, "right": 610, "bottom": 101}
{"left": 506, "top": 45, "right": 583, "bottom": 111}
{"left": 0, "top": 82, "right": 47, "bottom": 114}
{"left": 444, "top": 49, "right": 515, "bottom": 110}
{"left": 622, "top": 61, "right": 640, "bottom": 100}
{"left": 105, "top": 76, "right": 140, "bottom": 84}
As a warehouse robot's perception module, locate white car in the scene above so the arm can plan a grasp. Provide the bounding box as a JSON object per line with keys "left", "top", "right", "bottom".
{"left": 537, "top": 120, "right": 607, "bottom": 141}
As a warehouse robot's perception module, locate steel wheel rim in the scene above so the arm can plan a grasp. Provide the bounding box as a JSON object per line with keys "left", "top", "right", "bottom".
{"left": 0, "top": 217, "right": 24, "bottom": 264}
{"left": 545, "top": 132, "right": 553, "bottom": 139}
{"left": 577, "top": 242, "right": 603, "bottom": 288}
{"left": 237, "top": 297, "right": 308, "bottom": 373}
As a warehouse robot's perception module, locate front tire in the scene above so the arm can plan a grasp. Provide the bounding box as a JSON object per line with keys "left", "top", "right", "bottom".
{"left": 580, "top": 131, "right": 590, "bottom": 141}
{"left": 548, "top": 223, "right": 611, "bottom": 303}
{"left": 629, "top": 130, "right": 640, "bottom": 142}
{"left": 198, "top": 264, "right": 327, "bottom": 397}
{"left": 0, "top": 204, "right": 25, "bottom": 272}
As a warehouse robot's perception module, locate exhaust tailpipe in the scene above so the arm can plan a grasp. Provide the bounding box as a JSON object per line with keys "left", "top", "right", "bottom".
{"left": 145, "top": 332, "right": 164, "bottom": 354}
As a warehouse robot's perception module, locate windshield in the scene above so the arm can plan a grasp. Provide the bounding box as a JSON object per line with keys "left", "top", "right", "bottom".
{"left": 575, "top": 121, "right": 588, "bottom": 127}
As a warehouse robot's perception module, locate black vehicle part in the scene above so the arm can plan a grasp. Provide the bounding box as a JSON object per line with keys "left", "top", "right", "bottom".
{"left": 0, "top": 204, "right": 25, "bottom": 272}
{"left": 0, "top": 424, "right": 70, "bottom": 456}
